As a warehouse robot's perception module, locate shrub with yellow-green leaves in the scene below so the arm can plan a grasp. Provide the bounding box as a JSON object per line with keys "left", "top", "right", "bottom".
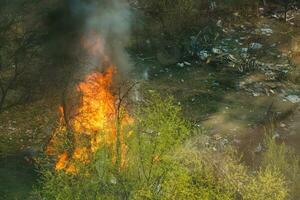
{"left": 35, "top": 92, "right": 292, "bottom": 200}
{"left": 243, "top": 167, "right": 288, "bottom": 200}
{"left": 261, "top": 135, "right": 300, "bottom": 200}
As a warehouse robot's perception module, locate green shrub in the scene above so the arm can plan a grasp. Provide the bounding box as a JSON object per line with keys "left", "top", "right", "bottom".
{"left": 35, "top": 92, "right": 291, "bottom": 200}
{"left": 261, "top": 134, "right": 300, "bottom": 200}
{"left": 244, "top": 167, "right": 288, "bottom": 200}
{"left": 36, "top": 91, "right": 190, "bottom": 199}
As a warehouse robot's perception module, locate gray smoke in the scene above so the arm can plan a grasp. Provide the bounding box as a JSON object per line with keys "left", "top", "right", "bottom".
{"left": 69, "top": 0, "right": 132, "bottom": 75}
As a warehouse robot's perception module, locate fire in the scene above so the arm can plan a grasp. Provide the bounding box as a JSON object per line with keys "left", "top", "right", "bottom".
{"left": 72, "top": 66, "right": 116, "bottom": 137}
{"left": 47, "top": 32, "right": 132, "bottom": 173}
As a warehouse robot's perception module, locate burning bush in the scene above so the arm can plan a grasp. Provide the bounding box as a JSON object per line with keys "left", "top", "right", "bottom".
{"left": 46, "top": 66, "right": 133, "bottom": 173}
{"left": 35, "top": 92, "right": 290, "bottom": 200}
{"left": 36, "top": 91, "right": 190, "bottom": 199}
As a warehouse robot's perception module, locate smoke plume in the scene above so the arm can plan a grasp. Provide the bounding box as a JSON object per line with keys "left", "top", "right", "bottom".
{"left": 69, "top": 0, "right": 132, "bottom": 75}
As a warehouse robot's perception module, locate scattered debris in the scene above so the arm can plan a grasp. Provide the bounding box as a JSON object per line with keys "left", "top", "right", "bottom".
{"left": 212, "top": 48, "right": 222, "bottom": 54}
{"left": 249, "top": 42, "right": 263, "bottom": 50}
{"left": 285, "top": 95, "right": 300, "bottom": 103}
{"left": 255, "top": 143, "right": 263, "bottom": 153}
{"left": 260, "top": 28, "right": 273, "bottom": 36}
{"left": 184, "top": 61, "right": 192, "bottom": 66}
{"left": 253, "top": 92, "right": 260, "bottom": 97}
{"left": 273, "top": 132, "right": 280, "bottom": 139}
{"left": 177, "top": 63, "right": 185, "bottom": 67}
{"left": 198, "top": 50, "right": 209, "bottom": 61}
{"left": 280, "top": 123, "right": 286, "bottom": 128}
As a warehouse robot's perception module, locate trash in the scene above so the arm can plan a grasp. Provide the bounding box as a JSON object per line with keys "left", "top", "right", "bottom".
{"left": 249, "top": 42, "right": 263, "bottom": 50}
{"left": 272, "top": 132, "right": 280, "bottom": 139}
{"left": 183, "top": 61, "right": 191, "bottom": 66}
{"left": 220, "top": 138, "right": 229, "bottom": 146}
{"left": 209, "top": 0, "right": 217, "bottom": 11}
{"left": 177, "top": 63, "right": 185, "bottom": 67}
{"left": 241, "top": 48, "right": 248, "bottom": 53}
{"left": 253, "top": 92, "right": 260, "bottom": 97}
{"left": 285, "top": 95, "right": 300, "bottom": 103}
{"left": 260, "top": 28, "right": 273, "bottom": 35}
{"left": 216, "top": 19, "right": 222, "bottom": 27}
{"left": 198, "top": 50, "right": 209, "bottom": 60}
{"left": 212, "top": 48, "right": 222, "bottom": 54}
{"left": 255, "top": 143, "right": 263, "bottom": 153}
{"left": 272, "top": 14, "right": 280, "bottom": 19}
{"left": 228, "top": 54, "right": 237, "bottom": 61}
{"left": 280, "top": 123, "right": 286, "bottom": 128}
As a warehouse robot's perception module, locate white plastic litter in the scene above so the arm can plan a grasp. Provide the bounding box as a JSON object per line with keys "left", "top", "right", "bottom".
{"left": 285, "top": 95, "right": 300, "bottom": 103}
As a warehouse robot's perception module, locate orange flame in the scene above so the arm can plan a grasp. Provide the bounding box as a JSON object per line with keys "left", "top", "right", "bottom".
{"left": 47, "top": 32, "right": 132, "bottom": 173}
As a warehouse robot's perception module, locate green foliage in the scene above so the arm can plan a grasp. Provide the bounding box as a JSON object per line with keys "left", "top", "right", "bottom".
{"left": 35, "top": 92, "right": 292, "bottom": 200}
{"left": 159, "top": 148, "right": 235, "bottom": 200}
{"left": 132, "top": 91, "right": 189, "bottom": 172}
{"left": 167, "top": 142, "right": 289, "bottom": 200}
{"left": 243, "top": 167, "right": 288, "bottom": 200}
{"left": 127, "top": 91, "right": 191, "bottom": 198}
{"left": 261, "top": 135, "right": 300, "bottom": 200}
{"left": 36, "top": 91, "right": 190, "bottom": 199}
